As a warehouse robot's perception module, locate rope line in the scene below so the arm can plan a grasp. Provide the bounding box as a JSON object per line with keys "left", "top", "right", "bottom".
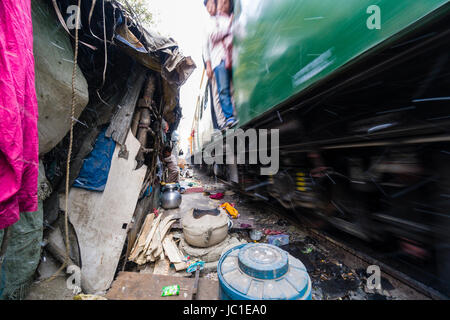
{"left": 45, "top": 0, "right": 82, "bottom": 284}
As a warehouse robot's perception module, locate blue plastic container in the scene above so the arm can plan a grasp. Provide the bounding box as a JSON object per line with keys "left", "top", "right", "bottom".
{"left": 218, "top": 243, "right": 312, "bottom": 300}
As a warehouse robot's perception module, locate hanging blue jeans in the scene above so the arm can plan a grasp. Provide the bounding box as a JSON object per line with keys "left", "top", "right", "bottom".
{"left": 214, "top": 60, "right": 234, "bottom": 120}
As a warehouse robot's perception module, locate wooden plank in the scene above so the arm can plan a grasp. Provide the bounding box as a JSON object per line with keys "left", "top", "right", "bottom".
{"left": 147, "top": 221, "right": 162, "bottom": 259}
{"left": 129, "top": 213, "right": 154, "bottom": 261}
{"left": 159, "top": 217, "right": 177, "bottom": 241}
{"left": 106, "top": 272, "right": 192, "bottom": 300}
{"left": 126, "top": 193, "right": 154, "bottom": 260}
{"left": 162, "top": 236, "right": 183, "bottom": 263}
{"left": 174, "top": 262, "right": 187, "bottom": 272}
{"left": 143, "top": 214, "right": 162, "bottom": 252}
{"left": 136, "top": 214, "right": 162, "bottom": 265}
{"left": 105, "top": 64, "right": 147, "bottom": 146}
{"left": 146, "top": 215, "right": 175, "bottom": 258}
{"left": 197, "top": 278, "right": 220, "bottom": 301}
{"left": 152, "top": 220, "right": 176, "bottom": 259}
{"left": 105, "top": 272, "right": 219, "bottom": 300}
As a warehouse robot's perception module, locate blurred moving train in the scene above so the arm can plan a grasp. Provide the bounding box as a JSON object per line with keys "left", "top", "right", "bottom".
{"left": 189, "top": 0, "right": 450, "bottom": 293}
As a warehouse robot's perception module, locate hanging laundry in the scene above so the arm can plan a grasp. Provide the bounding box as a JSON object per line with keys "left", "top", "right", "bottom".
{"left": 0, "top": 0, "right": 39, "bottom": 229}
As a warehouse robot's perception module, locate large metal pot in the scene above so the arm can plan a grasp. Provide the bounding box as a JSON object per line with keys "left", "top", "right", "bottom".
{"left": 161, "top": 183, "right": 182, "bottom": 209}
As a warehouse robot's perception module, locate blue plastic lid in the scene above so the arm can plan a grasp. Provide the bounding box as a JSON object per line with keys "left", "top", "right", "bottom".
{"left": 238, "top": 243, "right": 289, "bottom": 280}
{"left": 218, "top": 244, "right": 312, "bottom": 300}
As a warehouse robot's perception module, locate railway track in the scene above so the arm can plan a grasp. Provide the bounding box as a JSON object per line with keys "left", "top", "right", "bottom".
{"left": 217, "top": 176, "right": 449, "bottom": 300}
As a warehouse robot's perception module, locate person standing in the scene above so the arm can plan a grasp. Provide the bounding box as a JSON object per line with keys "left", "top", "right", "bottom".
{"left": 204, "top": 0, "right": 237, "bottom": 128}
{"left": 162, "top": 146, "right": 179, "bottom": 183}
{"left": 203, "top": 0, "right": 226, "bottom": 130}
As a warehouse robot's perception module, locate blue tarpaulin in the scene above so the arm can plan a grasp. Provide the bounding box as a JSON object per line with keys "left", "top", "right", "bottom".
{"left": 73, "top": 128, "right": 116, "bottom": 192}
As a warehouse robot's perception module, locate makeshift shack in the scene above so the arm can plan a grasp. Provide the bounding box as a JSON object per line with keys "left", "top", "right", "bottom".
{"left": 0, "top": 0, "right": 195, "bottom": 298}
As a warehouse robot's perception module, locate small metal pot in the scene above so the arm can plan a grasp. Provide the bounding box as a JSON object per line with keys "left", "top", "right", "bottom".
{"left": 161, "top": 183, "right": 182, "bottom": 209}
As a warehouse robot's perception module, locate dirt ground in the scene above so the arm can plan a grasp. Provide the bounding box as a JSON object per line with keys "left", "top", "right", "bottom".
{"left": 24, "top": 169, "right": 424, "bottom": 300}
{"left": 189, "top": 170, "right": 426, "bottom": 300}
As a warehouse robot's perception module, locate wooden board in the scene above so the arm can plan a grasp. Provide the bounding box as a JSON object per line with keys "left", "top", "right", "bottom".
{"left": 129, "top": 213, "right": 155, "bottom": 261}
{"left": 174, "top": 262, "right": 187, "bottom": 272}
{"left": 147, "top": 215, "right": 175, "bottom": 258}
{"left": 105, "top": 272, "right": 220, "bottom": 300}
{"left": 105, "top": 64, "right": 147, "bottom": 146}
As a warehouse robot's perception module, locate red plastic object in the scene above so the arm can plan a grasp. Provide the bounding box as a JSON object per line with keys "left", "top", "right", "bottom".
{"left": 209, "top": 193, "right": 224, "bottom": 200}
{"left": 263, "top": 229, "right": 283, "bottom": 235}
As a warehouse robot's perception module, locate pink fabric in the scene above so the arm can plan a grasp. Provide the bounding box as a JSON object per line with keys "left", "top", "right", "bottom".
{"left": 0, "top": 0, "right": 39, "bottom": 229}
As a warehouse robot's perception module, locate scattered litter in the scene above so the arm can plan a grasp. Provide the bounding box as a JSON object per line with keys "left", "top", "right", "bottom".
{"left": 302, "top": 245, "right": 314, "bottom": 254}
{"left": 263, "top": 229, "right": 283, "bottom": 235}
{"left": 161, "top": 285, "right": 180, "bottom": 297}
{"left": 209, "top": 192, "right": 224, "bottom": 200}
{"left": 220, "top": 202, "right": 239, "bottom": 219}
{"left": 187, "top": 260, "right": 205, "bottom": 273}
{"left": 249, "top": 229, "right": 263, "bottom": 241}
{"left": 267, "top": 234, "right": 290, "bottom": 246}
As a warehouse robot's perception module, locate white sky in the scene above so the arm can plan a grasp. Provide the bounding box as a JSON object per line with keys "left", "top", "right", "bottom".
{"left": 144, "top": 0, "right": 208, "bottom": 154}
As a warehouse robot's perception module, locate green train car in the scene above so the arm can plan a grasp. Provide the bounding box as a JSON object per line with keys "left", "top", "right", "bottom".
{"left": 233, "top": 0, "right": 449, "bottom": 126}
{"left": 192, "top": 0, "right": 450, "bottom": 295}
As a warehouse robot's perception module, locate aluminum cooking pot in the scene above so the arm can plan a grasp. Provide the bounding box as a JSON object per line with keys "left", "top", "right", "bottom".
{"left": 161, "top": 183, "right": 182, "bottom": 209}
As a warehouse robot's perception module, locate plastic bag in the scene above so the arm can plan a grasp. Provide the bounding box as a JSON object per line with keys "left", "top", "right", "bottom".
{"left": 267, "top": 234, "right": 289, "bottom": 247}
